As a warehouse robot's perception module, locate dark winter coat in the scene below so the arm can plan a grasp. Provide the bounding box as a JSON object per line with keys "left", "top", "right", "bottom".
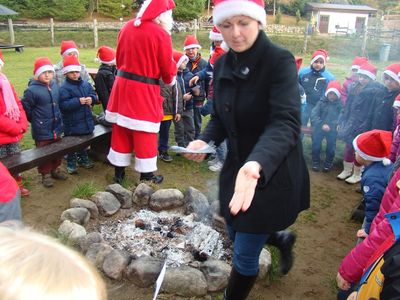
{"left": 370, "top": 86, "right": 400, "bottom": 132}
{"left": 22, "top": 79, "right": 63, "bottom": 141}
{"left": 176, "top": 69, "right": 195, "bottom": 111}
{"left": 310, "top": 96, "right": 342, "bottom": 131}
{"left": 59, "top": 77, "right": 96, "bottom": 136}
{"left": 187, "top": 54, "right": 207, "bottom": 106}
{"left": 200, "top": 31, "right": 310, "bottom": 234}
{"left": 160, "top": 80, "right": 182, "bottom": 116}
{"left": 94, "top": 64, "right": 116, "bottom": 111}
{"left": 338, "top": 80, "right": 382, "bottom": 144}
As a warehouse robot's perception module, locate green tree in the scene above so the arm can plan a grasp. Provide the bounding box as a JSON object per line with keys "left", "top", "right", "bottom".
{"left": 98, "top": 0, "right": 132, "bottom": 19}
{"left": 295, "top": 9, "right": 301, "bottom": 24}
{"left": 274, "top": 6, "right": 282, "bottom": 24}
{"left": 173, "top": 0, "right": 205, "bottom": 21}
{"left": 51, "top": 0, "right": 87, "bottom": 20}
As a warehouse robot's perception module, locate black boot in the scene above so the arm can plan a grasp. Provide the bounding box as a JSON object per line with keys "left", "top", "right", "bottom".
{"left": 140, "top": 172, "right": 164, "bottom": 184}
{"left": 113, "top": 166, "right": 125, "bottom": 184}
{"left": 267, "top": 230, "right": 296, "bottom": 275}
{"left": 224, "top": 267, "right": 257, "bottom": 300}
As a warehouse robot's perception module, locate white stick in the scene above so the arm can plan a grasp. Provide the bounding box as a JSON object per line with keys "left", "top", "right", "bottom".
{"left": 153, "top": 261, "right": 167, "bottom": 300}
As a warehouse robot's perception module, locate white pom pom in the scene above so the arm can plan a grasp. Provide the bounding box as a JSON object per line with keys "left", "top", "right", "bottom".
{"left": 221, "top": 41, "right": 229, "bottom": 52}
{"left": 382, "top": 158, "right": 392, "bottom": 166}
{"left": 134, "top": 19, "right": 141, "bottom": 27}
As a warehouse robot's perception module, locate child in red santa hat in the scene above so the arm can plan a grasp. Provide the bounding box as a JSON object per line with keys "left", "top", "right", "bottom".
{"left": 342, "top": 56, "right": 368, "bottom": 105}
{"left": 94, "top": 45, "right": 116, "bottom": 112}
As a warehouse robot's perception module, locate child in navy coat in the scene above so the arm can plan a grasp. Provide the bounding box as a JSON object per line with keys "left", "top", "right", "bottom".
{"left": 59, "top": 55, "right": 97, "bottom": 174}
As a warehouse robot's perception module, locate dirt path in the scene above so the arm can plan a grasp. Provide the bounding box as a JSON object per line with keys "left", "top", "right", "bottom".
{"left": 21, "top": 159, "right": 361, "bottom": 300}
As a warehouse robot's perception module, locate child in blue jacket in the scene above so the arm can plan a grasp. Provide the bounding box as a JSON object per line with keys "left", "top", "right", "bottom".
{"left": 59, "top": 55, "right": 97, "bottom": 174}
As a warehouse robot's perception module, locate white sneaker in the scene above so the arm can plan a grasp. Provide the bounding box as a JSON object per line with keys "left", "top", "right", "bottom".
{"left": 209, "top": 161, "right": 223, "bottom": 172}
{"left": 207, "top": 157, "right": 219, "bottom": 166}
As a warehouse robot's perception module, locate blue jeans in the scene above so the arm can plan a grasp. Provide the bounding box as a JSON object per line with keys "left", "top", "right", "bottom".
{"left": 301, "top": 103, "right": 315, "bottom": 127}
{"left": 311, "top": 128, "right": 337, "bottom": 163}
{"left": 216, "top": 140, "right": 227, "bottom": 163}
{"left": 226, "top": 225, "right": 269, "bottom": 276}
{"left": 66, "top": 150, "right": 89, "bottom": 168}
{"left": 158, "top": 120, "right": 172, "bottom": 152}
{"left": 193, "top": 106, "right": 203, "bottom": 139}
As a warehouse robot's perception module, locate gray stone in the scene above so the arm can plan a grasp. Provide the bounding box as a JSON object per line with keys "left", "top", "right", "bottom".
{"left": 102, "top": 249, "right": 131, "bottom": 280}
{"left": 185, "top": 187, "right": 211, "bottom": 221}
{"left": 200, "top": 259, "right": 231, "bottom": 292}
{"left": 258, "top": 248, "right": 272, "bottom": 280}
{"left": 149, "top": 189, "right": 185, "bottom": 211}
{"left": 162, "top": 266, "right": 208, "bottom": 297}
{"left": 106, "top": 183, "right": 133, "bottom": 209}
{"left": 126, "top": 256, "right": 164, "bottom": 287}
{"left": 61, "top": 207, "right": 90, "bottom": 226}
{"left": 91, "top": 191, "right": 121, "bottom": 216}
{"left": 58, "top": 220, "right": 86, "bottom": 243}
{"left": 86, "top": 242, "right": 114, "bottom": 268}
{"left": 78, "top": 232, "right": 103, "bottom": 253}
{"left": 70, "top": 198, "right": 99, "bottom": 219}
{"left": 132, "top": 183, "right": 154, "bottom": 206}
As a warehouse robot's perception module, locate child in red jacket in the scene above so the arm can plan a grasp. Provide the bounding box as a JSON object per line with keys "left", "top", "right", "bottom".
{"left": 0, "top": 162, "right": 21, "bottom": 223}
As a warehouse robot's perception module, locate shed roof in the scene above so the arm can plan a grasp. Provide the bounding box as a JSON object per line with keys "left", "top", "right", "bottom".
{"left": 0, "top": 4, "right": 18, "bottom": 16}
{"left": 305, "top": 3, "right": 377, "bottom": 14}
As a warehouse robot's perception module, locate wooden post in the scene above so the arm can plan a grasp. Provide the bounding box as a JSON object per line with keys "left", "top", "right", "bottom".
{"left": 361, "top": 27, "right": 368, "bottom": 56}
{"left": 193, "top": 19, "right": 197, "bottom": 37}
{"left": 207, "top": 0, "right": 210, "bottom": 16}
{"left": 8, "top": 18, "right": 14, "bottom": 45}
{"left": 50, "top": 18, "right": 55, "bottom": 47}
{"left": 303, "top": 23, "right": 309, "bottom": 54}
{"left": 93, "top": 19, "right": 98, "bottom": 48}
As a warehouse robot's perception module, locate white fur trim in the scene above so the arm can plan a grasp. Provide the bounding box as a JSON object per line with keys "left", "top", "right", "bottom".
{"left": 353, "top": 135, "right": 388, "bottom": 162}
{"left": 382, "top": 158, "right": 392, "bottom": 166}
{"left": 383, "top": 69, "right": 400, "bottom": 84}
{"left": 183, "top": 43, "right": 201, "bottom": 50}
{"left": 213, "top": 0, "right": 266, "bottom": 27}
{"left": 34, "top": 65, "right": 55, "bottom": 78}
{"left": 357, "top": 69, "right": 376, "bottom": 81}
{"left": 393, "top": 100, "right": 400, "bottom": 108}
{"left": 107, "top": 148, "right": 132, "bottom": 167}
{"left": 99, "top": 58, "right": 116, "bottom": 65}
{"left": 0, "top": 58, "right": 4, "bottom": 66}
{"left": 325, "top": 88, "right": 340, "bottom": 98}
{"left": 176, "top": 56, "right": 188, "bottom": 68}
{"left": 134, "top": 19, "right": 142, "bottom": 26}
{"left": 311, "top": 54, "right": 326, "bottom": 65}
{"left": 134, "top": 156, "right": 157, "bottom": 173}
{"left": 62, "top": 65, "right": 81, "bottom": 74}
{"left": 221, "top": 41, "right": 229, "bottom": 51}
{"left": 105, "top": 110, "right": 161, "bottom": 133}
{"left": 62, "top": 48, "right": 79, "bottom": 57}
{"left": 165, "top": 76, "right": 176, "bottom": 87}
{"left": 209, "top": 31, "right": 223, "bottom": 41}
{"left": 351, "top": 65, "right": 360, "bottom": 70}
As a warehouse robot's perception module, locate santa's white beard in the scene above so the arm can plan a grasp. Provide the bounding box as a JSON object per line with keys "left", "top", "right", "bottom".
{"left": 157, "top": 10, "right": 173, "bottom": 34}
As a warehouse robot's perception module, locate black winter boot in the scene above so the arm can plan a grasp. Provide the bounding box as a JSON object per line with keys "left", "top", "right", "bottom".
{"left": 267, "top": 230, "right": 297, "bottom": 275}
{"left": 140, "top": 172, "right": 164, "bottom": 184}
{"left": 113, "top": 166, "right": 125, "bottom": 184}
{"left": 224, "top": 267, "right": 258, "bottom": 300}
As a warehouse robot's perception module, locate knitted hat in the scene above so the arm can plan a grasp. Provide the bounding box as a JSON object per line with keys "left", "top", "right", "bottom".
{"left": 325, "top": 80, "right": 342, "bottom": 98}
{"left": 172, "top": 50, "right": 188, "bottom": 68}
{"left": 97, "top": 46, "right": 116, "bottom": 65}
{"left": 183, "top": 35, "right": 201, "bottom": 50}
{"left": 351, "top": 56, "right": 368, "bottom": 70}
{"left": 134, "top": 0, "right": 176, "bottom": 27}
{"left": 393, "top": 94, "right": 400, "bottom": 109}
{"left": 311, "top": 49, "right": 329, "bottom": 65}
{"left": 353, "top": 129, "right": 392, "bottom": 165}
{"left": 383, "top": 63, "right": 400, "bottom": 85}
{"left": 209, "top": 26, "right": 223, "bottom": 41}
{"left": 357, "top": 62, "right": 377, "bottom": 81}
{"left": 33, "top": 57, "right": 55, "bottom": 78}
{"left": 0, "top": 50, "right": 4, "bottom": 66}
{"left": 60, "top": 40, "right": 79, "bottom": 57}
{"left": 295, "top": 57, "right": 302, "bottom": 72}
{"left": 62, "top": 55, "right": 81, "bottom": 74}
{"left": 213, "top": 0, "right": 266, "bottom": 27}
{"left": 210, "top": 46, "right": 226, "bottom": 66}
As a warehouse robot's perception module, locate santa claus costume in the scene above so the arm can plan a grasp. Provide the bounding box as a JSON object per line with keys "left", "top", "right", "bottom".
{"left": 105, "top": 0, "right": 177, "bottom": 184}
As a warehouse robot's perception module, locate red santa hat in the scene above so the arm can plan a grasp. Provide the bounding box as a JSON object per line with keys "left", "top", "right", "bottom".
{"left": 0, "top": 50, "right": 5, "bottom": 67}
{"left": 357, "top": 62, "right": 377, "bottom": 81}
{"left": 393, "top": 94, "right": 400, "bottom": 109}
{"left": 311, "top": 49, "right": 329, "bottom": 65}
{"left": 134, "top": 0, "right": 176, "bottom": 27}
{"left": 353, "top": 130, "right": 392, "bottom": 165}
{"left": 97, "top": 46, "right": 116, "bottom": 65}
{"left": 295, "top": 57, "right": 302, "bottom": 72}
{"left": 172, "top": 50, "right": 188, "bottom": 68}
{"left": 213, "top": 0, "right": 266, "bottom": 27}
{"left": 62, "top": 55, "right": 81, "bottom": 74}
{"left": 383, "top": 63, "right": 400, "bottom": 85}
{"left": 351, "top": 56, "right": 368, "bottom": 70}
{"left": 60, "top": 40, "right": 79, "bottom": 57}
{"left": 325, "top": 80, "right": 342, "bottom": 98}
{"left": 183, "top": 35, "right": 201, "bottom": 50}
{"left": 209, "top": 26, "right": 223, "bottom": 41}
{"left": 33, "top": 57, "right": 55, "bottom": 78}
{"left": 210, "top": 46, "right": 227, "bottom": 66}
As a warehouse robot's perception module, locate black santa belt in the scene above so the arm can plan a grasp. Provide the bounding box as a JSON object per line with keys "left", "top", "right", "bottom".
{"left": 117, "top": 70, "right": 160, "bottom": 85}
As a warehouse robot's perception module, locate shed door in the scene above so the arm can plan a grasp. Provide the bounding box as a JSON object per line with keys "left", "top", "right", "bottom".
{"left": 319, "top": 15, "right": 329, "bottom": 33}
{"left": 355, "top": 17, "right": 366, "bottom": 34}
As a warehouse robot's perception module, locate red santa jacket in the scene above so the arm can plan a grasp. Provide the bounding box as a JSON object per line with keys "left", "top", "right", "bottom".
{"left": 0, "top": 84, "right": 28, "bottom": 145}
{"left": 106, "top": 20, "right": 177, "bottom": 133}
{"left": 0, "top": 162, "right": 19, "bottom": 203}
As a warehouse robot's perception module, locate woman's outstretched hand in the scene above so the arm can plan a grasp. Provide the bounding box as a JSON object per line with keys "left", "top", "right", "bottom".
{"left": 183, "top": 140, "right": 208, "bottom": 162}
{"left": 229, "top": 161, "right": 261, "bottom": 215}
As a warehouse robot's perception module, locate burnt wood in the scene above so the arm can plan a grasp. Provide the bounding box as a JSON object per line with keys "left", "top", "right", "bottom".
{"left": 1, "top": 124, "right": 111, "bottom": 174}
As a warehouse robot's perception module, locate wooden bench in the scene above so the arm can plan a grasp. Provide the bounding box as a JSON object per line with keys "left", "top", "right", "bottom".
{"left": 86, "top": 67, "right": 98, "bottom": 81}
{"left": 335, "top": 26, "right": 349, "bottom": 35}
{"left": 0, "top": 124, "right": 111, "bottom": 175}
{"left": 0, "top": 44, "right": 24, "bottom": 52}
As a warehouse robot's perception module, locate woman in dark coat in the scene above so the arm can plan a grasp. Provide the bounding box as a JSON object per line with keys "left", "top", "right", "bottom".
{"left": 184, "top": 0, "right": 310, "bottom": 299}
